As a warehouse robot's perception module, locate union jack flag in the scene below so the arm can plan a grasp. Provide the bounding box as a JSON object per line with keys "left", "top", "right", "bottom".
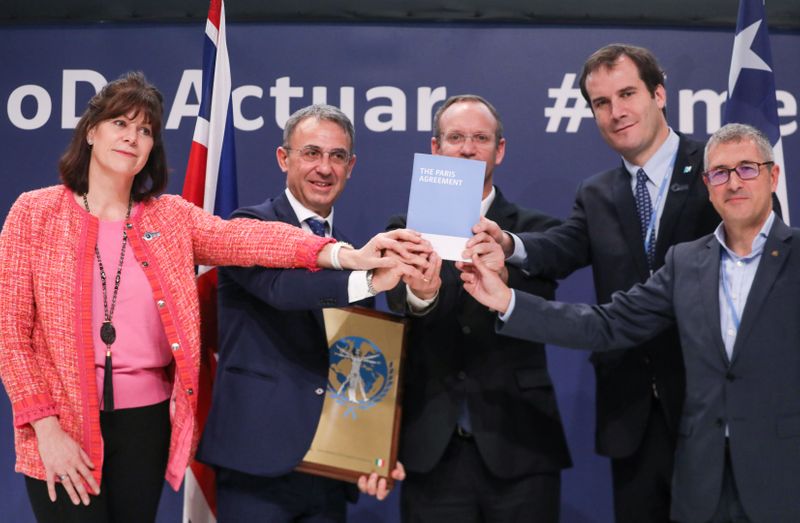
{"left": 181, "top": 1, "right": 237, "bottom": 521}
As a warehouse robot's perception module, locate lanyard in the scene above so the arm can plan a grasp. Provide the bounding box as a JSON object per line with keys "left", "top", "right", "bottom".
{"left": 719, "top": 251, "right": 741, "bottom": 331}
{"left": 643, "top": 172, "right": 671, "bottom": 261}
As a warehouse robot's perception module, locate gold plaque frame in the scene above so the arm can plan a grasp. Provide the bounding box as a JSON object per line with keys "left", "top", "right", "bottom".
{"left": 296, "top": 306, "right": 407, "bottom": 487}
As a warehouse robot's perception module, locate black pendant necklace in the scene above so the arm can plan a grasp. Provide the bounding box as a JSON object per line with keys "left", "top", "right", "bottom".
{"left": 82, "top": 193, "right": 132, "bottom": 412}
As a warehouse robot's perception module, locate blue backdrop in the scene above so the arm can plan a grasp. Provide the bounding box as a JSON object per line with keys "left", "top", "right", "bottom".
{"left": 1, "top": 21, "right": 798, "bottom": 522}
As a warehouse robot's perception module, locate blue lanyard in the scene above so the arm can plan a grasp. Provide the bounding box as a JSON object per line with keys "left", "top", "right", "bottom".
{"left": 643, "top": 173, "right": 671, "bottom": 260}
{"left": 719, "top": 252, "right": 741, "bottom": 331}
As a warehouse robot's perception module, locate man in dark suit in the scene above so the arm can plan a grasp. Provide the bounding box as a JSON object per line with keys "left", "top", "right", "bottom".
{"left": 387, "top": 95, "right": 572, "bottom": 523}
{"left": 462, "top": 122, "right": 797, "bottom": 523}
{"left": 197, "top": 104, "right": 419, "bottom": 522}
{"left": 473, "top": 44, "right": 720, "bottom": 523}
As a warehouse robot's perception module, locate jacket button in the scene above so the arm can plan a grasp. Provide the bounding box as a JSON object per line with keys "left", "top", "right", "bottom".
{"left": 462, "top": 326, "right": 471, "bottom": 335}
{"left": 126, "top": 223, "right": 133, "bottom": 229}
{"left": 171, "top": 342, "right": 180, "bottom": 351}
{"left": 142, "top": 261, "right": 149, "bottom": 267}
{"left": 157, "top": 300, "right": 166, "bottom": 308}
{"left": 715, "top": 418, "right": 724, "bottom": 428}
{"left": 315, "top": 388, "right": 325, "bottom": 395}
{"left": 725, "top": 373, "right": 736, "bottom": 382}
{"left": 457, "top": 371, "right": 467, "bottom": 380}
{"left": 186, "top": 388, "right": 193, "bottom": 395}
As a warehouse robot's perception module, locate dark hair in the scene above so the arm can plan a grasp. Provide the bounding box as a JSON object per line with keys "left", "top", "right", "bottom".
{"left": 283, "top": 104, "right": 355, "bottom": 153}
{"left": 59, "top": 71, "right": 168, "bottom": 201}
{"left": 579, "top": 44, "right": 666, "bottom": 105}
{"left": 432, "top": 94, "right": 504, "bottom": 144}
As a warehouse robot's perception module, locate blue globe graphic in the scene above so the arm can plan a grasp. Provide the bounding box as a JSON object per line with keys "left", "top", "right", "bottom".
{"left": 328, "top": 336, "right": 389, "bottom": 403}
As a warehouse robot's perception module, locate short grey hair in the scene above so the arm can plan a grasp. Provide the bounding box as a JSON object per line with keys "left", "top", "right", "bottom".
{"left": 704, "top": 123, "right": 773, "bottom": 169}
{"left": 282, "top": 104, "right": 355, "bottom": 152}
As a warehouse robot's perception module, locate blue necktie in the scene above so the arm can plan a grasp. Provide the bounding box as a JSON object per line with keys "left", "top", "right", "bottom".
{"left": 306, "top": 218, "right": 327, "bottom": 237}
{"left": 635, "top": 169, "right": 656, "bottom": 270}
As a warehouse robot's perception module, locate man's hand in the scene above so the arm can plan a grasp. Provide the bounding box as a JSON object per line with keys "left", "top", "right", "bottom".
{"left": 459, "top": 233, "right": 509, "bottom": 283}
{"left": 383, "top": 249, "right": 442, "bottom": 300}
{"left": 459, "top": 253, "right": 513, "bottom": 314}
{"left": 371, "top": 256, "right": 429, "bottom": 293}
{"left": 468, "top": 217, "right": 514, "bottom": 257}
{"left": 357, "top": 461, "right": 406, "bottom": 501}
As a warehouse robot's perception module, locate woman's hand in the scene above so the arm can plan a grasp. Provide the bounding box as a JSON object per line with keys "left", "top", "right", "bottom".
{"left": 31, "top": 416, "right": 100, "bottom": 505}
{"left": 320, "top": 229, "right": 432, "bottom": 271}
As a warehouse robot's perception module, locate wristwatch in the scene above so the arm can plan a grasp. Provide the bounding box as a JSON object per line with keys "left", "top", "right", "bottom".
{"left": 366, "top": 269, "right": 377, "bottom": 296}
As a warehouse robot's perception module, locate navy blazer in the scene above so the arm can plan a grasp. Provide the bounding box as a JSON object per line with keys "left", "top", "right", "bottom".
{"left": 501, "top": 218, "right": 800, "bottom": 522}
{"left": 197, "top": 192, "right": 370, "bottom": 479}
{"left": 516, "top": 135, "right": 720, "bottom": 457}
{"left": 387, "top": 187, "right": 572, "bottom": 479}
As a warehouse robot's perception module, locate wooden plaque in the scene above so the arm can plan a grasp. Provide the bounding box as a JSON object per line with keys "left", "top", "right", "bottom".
{"left": 296, "top": 306, "right": 407, "bottom": 488}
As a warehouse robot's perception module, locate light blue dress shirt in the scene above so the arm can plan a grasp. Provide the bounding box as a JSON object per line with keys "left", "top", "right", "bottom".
{"left": 715, "top": 211, "right": 776, "bottom": 361}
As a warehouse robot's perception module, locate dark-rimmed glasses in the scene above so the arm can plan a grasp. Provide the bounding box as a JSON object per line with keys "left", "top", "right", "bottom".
{"left": 703, "top": 161, "right": 773, "bottom": 186}
{"left": 284, "top": 146, "right": 351, "bottom": 167}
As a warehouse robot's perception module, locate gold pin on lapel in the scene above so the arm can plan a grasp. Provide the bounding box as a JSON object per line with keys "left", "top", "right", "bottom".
{"left": 771, "top": 250, "right": 779, "bottom": 257}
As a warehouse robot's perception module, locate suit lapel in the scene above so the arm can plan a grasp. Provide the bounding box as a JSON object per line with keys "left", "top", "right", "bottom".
{"left": 485, "top": 188, "right": 516, "bottom": 230}
{"left": 697, "top": 235, "right": 728, "bottom": 364}
{"left": 610, "top": 167, "right": 651, "bottom": 278}
{"left": 655, "top": 138, "right": 703, "bottom": 263}
{"left": 730, "top": 219, "right": 792, "bottom": 364}
{"left": 273, "top": 192, "right": 303, "bottom": 228}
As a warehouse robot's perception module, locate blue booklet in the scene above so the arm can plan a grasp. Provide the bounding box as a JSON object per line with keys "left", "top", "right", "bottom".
{"left": 406, "top": 153, "right": 485, "bottom": 261}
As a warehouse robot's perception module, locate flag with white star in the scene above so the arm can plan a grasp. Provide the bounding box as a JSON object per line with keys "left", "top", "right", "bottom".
{"left": 725, "top": 0, "right": 790, "bottom": 223}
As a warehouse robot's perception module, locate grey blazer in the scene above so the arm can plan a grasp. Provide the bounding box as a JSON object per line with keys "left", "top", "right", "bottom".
{"left": 501, "top": 217, "right": 800, "bottom": 523}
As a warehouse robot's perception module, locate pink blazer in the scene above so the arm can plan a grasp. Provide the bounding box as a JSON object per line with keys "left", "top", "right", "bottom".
{"left": 0, "top": 185, "right": 331, "bottom": 490}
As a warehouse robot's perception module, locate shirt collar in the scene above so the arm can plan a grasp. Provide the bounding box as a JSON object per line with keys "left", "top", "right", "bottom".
{"left": 622, "top": 128, "right": 679, "bottom": 185}
{"left": 284, "top": 187, "right": 334, "bottom": 231}
{"left": 480, "top": 185, "right": 496, "bottom": 217}
{"left": 714, "top": 211, "right": 776, "bottom": 261}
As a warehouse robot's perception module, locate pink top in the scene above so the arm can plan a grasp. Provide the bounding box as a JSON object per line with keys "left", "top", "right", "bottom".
{"left": 92, "top": 206, "right": 172, "bottom": 409}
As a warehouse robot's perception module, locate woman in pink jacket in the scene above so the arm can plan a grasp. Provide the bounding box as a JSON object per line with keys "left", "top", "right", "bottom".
{"left": 0, "top": 72, "right": 423, "bottom": 523}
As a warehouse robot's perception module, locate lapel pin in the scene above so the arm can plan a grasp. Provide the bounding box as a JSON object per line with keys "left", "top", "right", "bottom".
{"left": 683, "top": 166, "right": 692, "bottom": 174}
{"left": 771, "top": 250, "right": 779, "bottom": 257}
{"left": 143, "top": 231, "right": 161, "bottom": 241}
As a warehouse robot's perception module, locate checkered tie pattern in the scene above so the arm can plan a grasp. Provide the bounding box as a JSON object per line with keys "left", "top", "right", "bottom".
{"left": 635, "top": 168, "right": 656, "bottom": 269}
{"left": 306, "top": 218, "right": 327, "bottom": 237}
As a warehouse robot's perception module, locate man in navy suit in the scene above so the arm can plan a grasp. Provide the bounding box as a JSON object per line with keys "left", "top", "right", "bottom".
{"left": 462, "top": 123, "right": 798, "bottom": 523}
{"left": 197, "top": 104, "right": 418, "bottom": 522}
{"left": 472, "top": 44, "right": 720, "bottom": 523}
{"left": 387, "top": 95, "right": 572, "bottom": 523}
